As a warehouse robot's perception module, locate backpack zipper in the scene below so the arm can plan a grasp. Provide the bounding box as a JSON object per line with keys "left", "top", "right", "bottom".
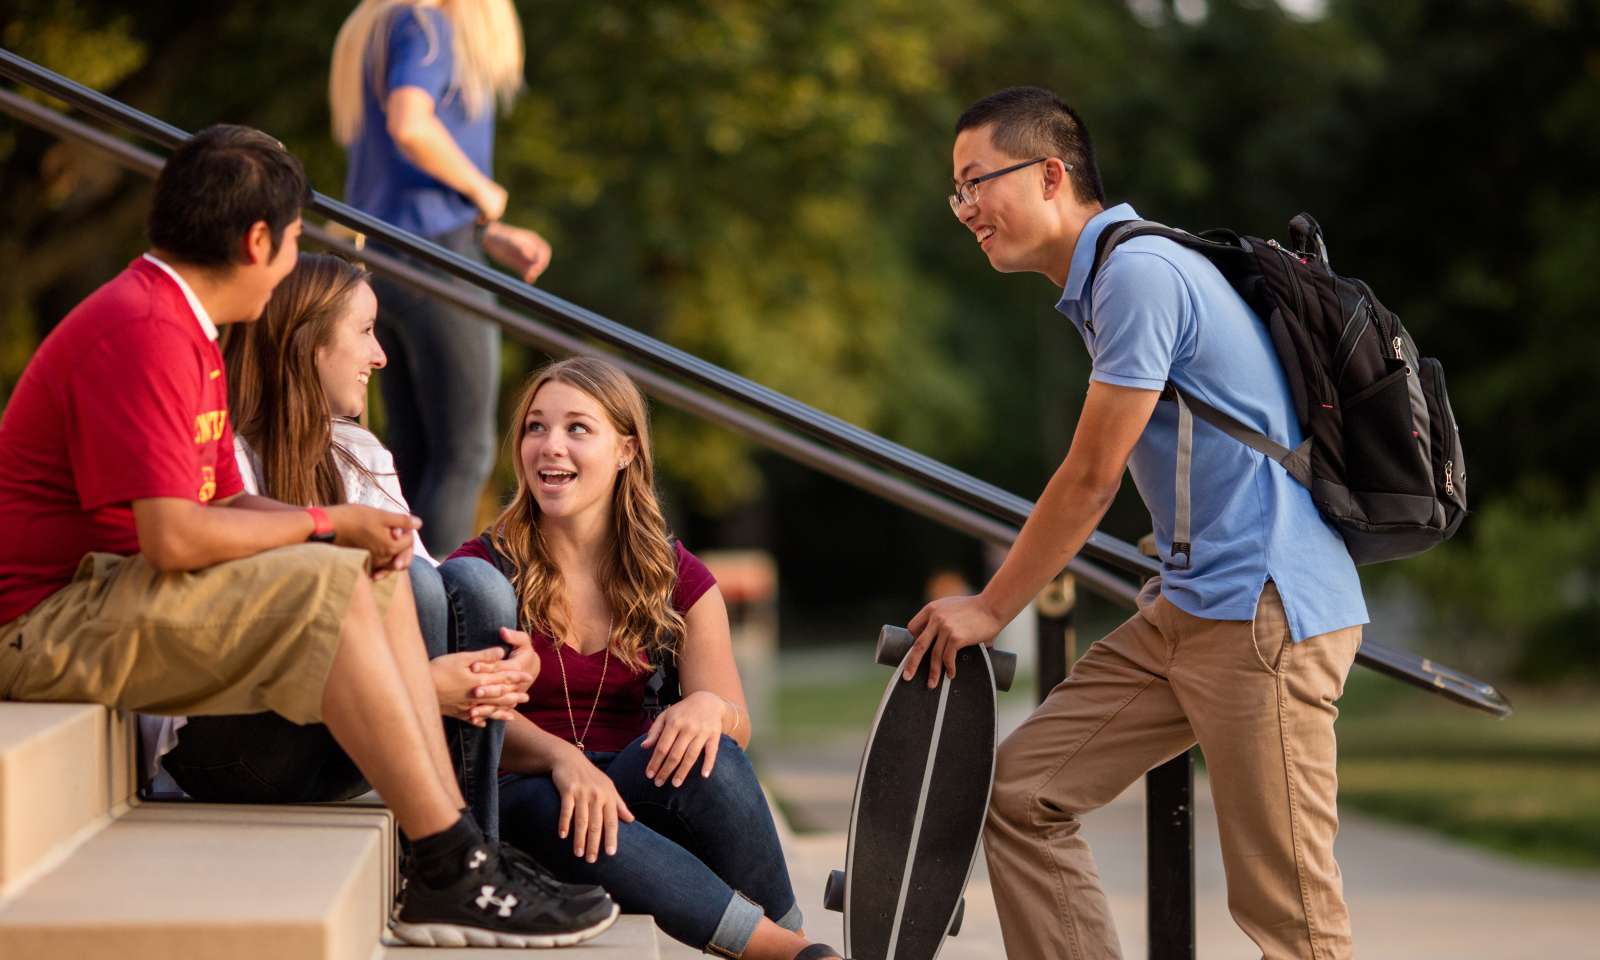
{"left": 1332, "top": 295, "right": 1371, "bottom": 387}
{"left": 1425, "top": 356, "right": 1462, "bottom": 503}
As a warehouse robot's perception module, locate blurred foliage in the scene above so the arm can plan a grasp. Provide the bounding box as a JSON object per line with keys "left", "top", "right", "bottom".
{"left": 2, "top": 0, "right": 1598, "bottom": 675}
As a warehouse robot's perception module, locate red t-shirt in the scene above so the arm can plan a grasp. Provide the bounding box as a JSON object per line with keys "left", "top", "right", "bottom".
{"left": 447, "top": 538, "right": 717, "bottom": 753}
{"left": 0, "top": 258, "right": 245, "bottom": 624}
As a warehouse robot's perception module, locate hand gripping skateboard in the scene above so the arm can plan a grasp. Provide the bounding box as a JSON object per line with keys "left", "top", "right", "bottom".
{"left": 822, "top": 625, "right": 1017, "bottom": 960}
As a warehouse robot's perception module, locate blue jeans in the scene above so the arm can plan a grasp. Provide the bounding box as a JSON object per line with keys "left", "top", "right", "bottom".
{"left": 164, "top": 558, "right": 504, "bottom": 830}
{"left": 370, "top": 220, "right": 499, "bottom": 554}
{"left": 499, "top": 735, "right": 801, "bottom": 955}
{"left": 422, "top": 556, "right": 521, "bottom": 841}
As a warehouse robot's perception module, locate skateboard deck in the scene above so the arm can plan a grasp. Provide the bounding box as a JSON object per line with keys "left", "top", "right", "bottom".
{"left": 823, "top": 626, "right": 1015, "bottom": 960}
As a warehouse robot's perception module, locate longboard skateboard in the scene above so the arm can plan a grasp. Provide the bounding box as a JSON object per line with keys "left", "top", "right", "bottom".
{"left": 822, "top": 625, "right": 1017, "bottom": 960}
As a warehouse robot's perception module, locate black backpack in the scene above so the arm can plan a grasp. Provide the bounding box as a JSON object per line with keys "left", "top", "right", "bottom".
{"left": 1090, "top": 213, "right": 1467, "bottom": 566}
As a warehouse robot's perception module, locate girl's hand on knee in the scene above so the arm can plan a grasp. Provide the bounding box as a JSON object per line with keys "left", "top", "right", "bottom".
{"left": 641, "top": 691, "right": 729, "bottom": 787}
{"left": 552, "top": 747, "right": 634, "bottom": 862}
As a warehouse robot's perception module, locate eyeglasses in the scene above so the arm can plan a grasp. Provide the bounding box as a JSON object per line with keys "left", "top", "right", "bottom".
{"left": 948, "top": 157, "right": 1069, "bottom": 216}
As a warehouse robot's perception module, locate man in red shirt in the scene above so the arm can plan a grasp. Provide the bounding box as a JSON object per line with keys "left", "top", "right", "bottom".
{"left": 0, "top": 124, "right": 614, "bottom": 947}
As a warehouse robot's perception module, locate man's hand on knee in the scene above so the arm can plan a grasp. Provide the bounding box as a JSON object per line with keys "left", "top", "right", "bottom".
{"left": 326, "top": 504, "right": 420, "bottom": 576}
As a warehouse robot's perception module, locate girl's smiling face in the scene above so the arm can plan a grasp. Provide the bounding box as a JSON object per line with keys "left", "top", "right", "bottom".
{"left": 520, "top": 380, "right": 637, "bottom": 521}
{"left": 313, "top": 281, "right": 383, "bottom": 419}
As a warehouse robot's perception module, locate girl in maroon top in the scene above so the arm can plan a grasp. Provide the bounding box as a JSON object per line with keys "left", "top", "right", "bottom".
{"left": 440, "top": 357, "right": 838, "bottom": 960}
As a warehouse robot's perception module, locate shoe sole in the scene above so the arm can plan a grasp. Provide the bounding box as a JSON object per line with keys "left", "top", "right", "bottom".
{"left": 390, "top": 901, "right": 620, "bottom": 948}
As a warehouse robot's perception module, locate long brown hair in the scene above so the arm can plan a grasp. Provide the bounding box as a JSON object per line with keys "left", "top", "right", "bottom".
{"left": 488, "top": 357, "right": 685, "bottom": 670}
{"left": 223, "top": 253, "right": 372, "bottom": 507}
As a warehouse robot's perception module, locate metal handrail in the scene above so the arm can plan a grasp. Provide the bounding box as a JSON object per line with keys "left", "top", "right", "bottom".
{"left": 0, "top": 47, "right": 1150, "bottom": 579}
{"left": 0, "top": 50, "right": 1511, "bottom": 718}
{"left": 0, "top": 84, "right": 1141, "bottom": 610}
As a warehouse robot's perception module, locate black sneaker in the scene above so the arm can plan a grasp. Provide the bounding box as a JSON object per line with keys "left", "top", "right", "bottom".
{"left": 392, "top": 841, "right": 619, "bottom": 948}
{"left": 496, "top": 841, "right": 611, "bottom": 907}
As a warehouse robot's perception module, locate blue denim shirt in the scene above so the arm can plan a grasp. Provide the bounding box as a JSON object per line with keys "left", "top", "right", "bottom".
{"left": 1056, "top": 204, "right": 1367, "bottom": 641}
{"left": 345, "top": 7, "right": 493, "bottom": 239}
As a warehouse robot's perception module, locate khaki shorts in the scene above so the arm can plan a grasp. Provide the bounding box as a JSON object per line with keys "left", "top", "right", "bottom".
{"left": 0, "top": 544, "right": 396, "bottom": 724}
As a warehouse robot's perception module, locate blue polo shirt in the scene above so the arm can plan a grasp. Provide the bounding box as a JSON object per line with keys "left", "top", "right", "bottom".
{"left": 1057, "top": 204, "right": 1367, "bottom": 641}
{"left": 344, "top": 6, "right": 493, "bottom": 239}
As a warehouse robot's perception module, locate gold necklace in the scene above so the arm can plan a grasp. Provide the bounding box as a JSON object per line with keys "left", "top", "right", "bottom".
{"left": 554, "top": 615, "right": 612, "bottom": 752}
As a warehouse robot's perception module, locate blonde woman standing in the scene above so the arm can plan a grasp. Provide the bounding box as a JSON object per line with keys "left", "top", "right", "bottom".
{"left": 331, "top": 0, "right": 551, "bottom": 554}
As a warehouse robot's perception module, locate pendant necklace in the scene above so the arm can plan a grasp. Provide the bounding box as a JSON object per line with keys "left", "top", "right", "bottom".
{"left": 554, "top": 614, "right": 613, "bottom": 752}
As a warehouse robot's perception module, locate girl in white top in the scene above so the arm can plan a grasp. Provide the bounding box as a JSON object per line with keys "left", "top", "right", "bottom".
{"left": 235, "top": 418, "right": 435, "bottom": 564}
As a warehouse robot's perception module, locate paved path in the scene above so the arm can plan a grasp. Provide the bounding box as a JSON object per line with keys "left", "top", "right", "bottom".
{"left": 749, "top": 726, "right": 1600, "bottom": 960}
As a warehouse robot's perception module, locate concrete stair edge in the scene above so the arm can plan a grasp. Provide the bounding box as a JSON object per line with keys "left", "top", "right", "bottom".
{"left": 124, "top": 801, "right": 398, "bottom": 945}
{"left": 0, "top": 703, "right": 109, "bottom": 897}
{"left": 0, "top": 816, "right": 383, "bottom": 960}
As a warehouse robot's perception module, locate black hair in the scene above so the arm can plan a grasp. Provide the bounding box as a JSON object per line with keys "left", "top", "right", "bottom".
{"left": 147, "top": 124, "right": 312, "bottom": 268}
{"left": 955, "top": 87, "right": 1105, "bottom": 205}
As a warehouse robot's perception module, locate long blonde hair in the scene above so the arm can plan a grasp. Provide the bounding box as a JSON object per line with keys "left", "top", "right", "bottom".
{"left": 489, "top": 357, "right": 686, "bottom": 671}
{"left": 330, "top": 0, "right": 524, "bottom": 146}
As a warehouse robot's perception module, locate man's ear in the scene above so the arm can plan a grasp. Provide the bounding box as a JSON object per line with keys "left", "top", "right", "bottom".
{"left": 1041, "top": 158, "right": 1070, "bottom": 201}
{"left": 242, "top": 220, "right": 274, "bottom": 266}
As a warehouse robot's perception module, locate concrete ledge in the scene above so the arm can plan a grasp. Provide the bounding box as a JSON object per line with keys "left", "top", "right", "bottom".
{"left": 0, "top": 818, "right": 382, "bottom": 960}
{"left": 0, "top": 703, "right": 111, "bottom": 896}
{"left": 125, "top": 800, "right": 397, "bottom": 944}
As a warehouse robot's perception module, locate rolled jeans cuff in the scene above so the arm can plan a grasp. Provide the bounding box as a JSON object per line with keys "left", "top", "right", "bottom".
{"left": 776, "top": 900, "right": 804, "bottom": 932}
{"left": 707, "top": 891, "right": 764, "bottom": 958}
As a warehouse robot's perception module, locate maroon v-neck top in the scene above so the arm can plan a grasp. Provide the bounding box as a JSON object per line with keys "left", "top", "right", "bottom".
{"left": 448, "top": 538, "right": 717, "bottom": 752}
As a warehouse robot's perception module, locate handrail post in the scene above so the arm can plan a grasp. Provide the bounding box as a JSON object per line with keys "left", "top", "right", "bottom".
{"left": 1034, "top": 572, "right": 1077, "bottom": 702}
{"left": 1146, "top": 752, "right": 1196, "bottom": 960}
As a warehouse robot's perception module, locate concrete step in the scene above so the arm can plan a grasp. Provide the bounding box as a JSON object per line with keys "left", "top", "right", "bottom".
{"left": 381, "top": 914, "right": 662, "bottom": 960}
{"left": 0, "top": 816, "right": 382, "bottom": 960}
{"left": 124, "top": 800, "right": 398, "bottom": 945}
{"left": 0, "top": 703, "right": 136, "bottom": 897}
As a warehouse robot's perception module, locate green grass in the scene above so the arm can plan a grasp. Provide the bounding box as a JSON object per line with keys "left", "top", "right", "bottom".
{"left": 771, "top": 654, "right": 1600, "bottom": 870}
{"left": 1335, "top": 674, "right": 1600, "bottom": 869}
{"left": 771, "top": 661, "right": 1038, "bottom": 743}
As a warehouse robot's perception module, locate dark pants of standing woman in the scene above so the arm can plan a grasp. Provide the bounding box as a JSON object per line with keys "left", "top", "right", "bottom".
{"left": 161, "top": 557, "right": 510, "bottom": 839}
{"left": 500, "top": 736, "right": 802, "bottom": 956}
{"left": 368, "top": 220, "right": 499, "bottom": 555}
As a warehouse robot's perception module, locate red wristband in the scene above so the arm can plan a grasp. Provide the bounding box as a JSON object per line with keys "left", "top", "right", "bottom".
{"left": 306, "top": 506, "right": 336, "bottom": 543}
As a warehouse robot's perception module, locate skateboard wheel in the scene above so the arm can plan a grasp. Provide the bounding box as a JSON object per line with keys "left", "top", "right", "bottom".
{"left": 990, "top": 649, "right": 1018, "bottom": 692}
{"left": 949, "top": 897, "right": 965, "bottom": 936}
{"left": 823, "top": 869, "right": 845, "bottom": 912}
{"left": 876, "top": 626, "right": 914, "bottom": 668}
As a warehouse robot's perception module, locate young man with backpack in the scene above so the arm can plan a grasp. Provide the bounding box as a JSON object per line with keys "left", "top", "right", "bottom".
{"left": 0, "top": 125, "right": 615, "bottom": 948}
{"left": 902, "top": 87, "right": 1372, "bottom": 959}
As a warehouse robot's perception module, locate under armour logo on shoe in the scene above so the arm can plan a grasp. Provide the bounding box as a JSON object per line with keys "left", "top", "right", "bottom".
{"left": 467, "top": 849, "right": 487, "bottom": 871}
{"left": 476, "top": 885, "right": 517, "bottom": 917}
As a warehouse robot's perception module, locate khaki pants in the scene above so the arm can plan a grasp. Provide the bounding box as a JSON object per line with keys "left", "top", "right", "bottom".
{"left": 0, "top": 545, "right": 392, "bottom": 725}
{"left": 985, "top": 579, "right": 1362, "bottom": 960}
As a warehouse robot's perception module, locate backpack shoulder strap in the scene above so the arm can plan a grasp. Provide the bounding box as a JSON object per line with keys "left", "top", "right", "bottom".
{"left": 1167, "top": 386, "right": 1312, "bottom": 487}
{"left": 1089, "top": 219, "right": 1249, "bottom": 289}
{"left": 1084, "top": 218, "right": 1313, "bottom": 567}
{"left": 1166, "top": 385, "right": 1313, "bottom": 571}
{"left": 475, "top": 532, "right": 519, "bottom": 581}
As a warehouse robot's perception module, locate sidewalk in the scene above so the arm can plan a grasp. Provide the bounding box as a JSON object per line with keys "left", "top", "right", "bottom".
{"left": 755, "top": 729, "right": 1600, "bottom": 959}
